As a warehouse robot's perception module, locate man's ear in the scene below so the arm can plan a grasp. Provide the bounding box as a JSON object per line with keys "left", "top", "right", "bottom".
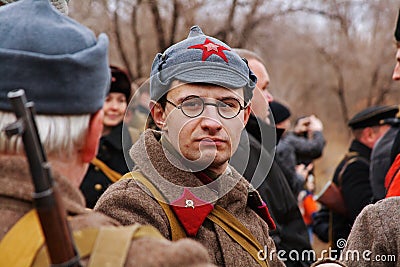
{"left": 243, "top": 103, "right": 252, "bottom": 126}
{"left": 81, "top": 109, "right": 104, "bottom": 163}
{"left": 359, "top": 127, "right": 376, "bottom": 149}
{"left": 150, "top": 100, "right": 167, "bottom": 130}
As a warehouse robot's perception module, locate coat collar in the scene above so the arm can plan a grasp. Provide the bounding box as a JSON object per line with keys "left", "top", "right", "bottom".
{"left": 130, "top": 130, "right": 276, "bottom": 232}
{"left": 245, "top": 114, "right": 283, "bottom": 152}
{"left": 130, "top": 129, "right": 249, "bottom": 207}
{"left": 349, "top": 139, "right": 372, "bottom": 160}
{"left": 101, "top": 122, "right": 125, "bottom": 150}
{"left": 0, "top": 155, "right": 87, "bottom": 215}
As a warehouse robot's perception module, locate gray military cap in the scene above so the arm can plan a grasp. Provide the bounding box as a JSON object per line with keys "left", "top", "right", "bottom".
{"left": 0, "top": 0, "right": 109, "bottom": 115}
{"left": 150, "top": 25, "right": 257, "bottom": 103}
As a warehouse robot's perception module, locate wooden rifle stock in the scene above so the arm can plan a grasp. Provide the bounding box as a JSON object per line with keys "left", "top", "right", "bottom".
{"left": 4, "top": 89, "right": 81, "bottom": 267}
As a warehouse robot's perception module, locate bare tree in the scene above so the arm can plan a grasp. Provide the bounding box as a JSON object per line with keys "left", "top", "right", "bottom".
{"left": 169, "top": 0, "right": 180, "bottom": 45}
{"left": 214, "top": 0, "right": 238, "bottom": 43}
{"left": 131, "top": 0, "right": 143, "bottom": 78}
{"left": 113, "top": 0, "right": 134, "bottom": 79}
{"left": 148, "top": 0, "right": 167, "bottom": 52}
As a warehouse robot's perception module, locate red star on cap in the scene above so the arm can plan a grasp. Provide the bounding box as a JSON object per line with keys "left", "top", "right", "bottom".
{"left": 188, "top": 38, "right": 230, "bottom": 63}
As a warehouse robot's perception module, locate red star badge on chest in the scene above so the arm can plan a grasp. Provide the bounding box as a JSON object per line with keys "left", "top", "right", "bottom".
{"left": 188, "top": 38, "right": 230, "bottom": 63}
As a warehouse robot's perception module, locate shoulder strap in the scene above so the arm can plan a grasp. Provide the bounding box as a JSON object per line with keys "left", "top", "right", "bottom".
{"left": 33, "top": 224, "right": 163, "bottom": 267}
{"left": 124, "top": 172, "right": 269, "bottom": 267}
{"left": 0, "top": 210, "right": 44, "bottom": 267}
{"left": 208, "top": 206, "right": 269, "bottom": 267}
{"left": 121, "top": 172, "right": 187, "bottom": 240}
{"left": 337, "top": 152, "right": 369, "bottom": 186}
{"left": 91, "top": 157, "right": 122, "bottom": 183}
{"left": 0, "top": 209, "right": 163, "bottom": 267}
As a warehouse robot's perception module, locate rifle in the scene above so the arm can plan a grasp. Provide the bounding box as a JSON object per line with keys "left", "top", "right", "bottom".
{"left": 4, "top": 89, "right": 81, "bottom": 267}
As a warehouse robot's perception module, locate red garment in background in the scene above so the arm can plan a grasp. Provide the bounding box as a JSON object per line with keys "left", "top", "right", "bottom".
{"left": 385, "top": 154, "right": 400, "bottom": 198}
{"left": 301, "top": 193, "right": 319, "bottom": 226}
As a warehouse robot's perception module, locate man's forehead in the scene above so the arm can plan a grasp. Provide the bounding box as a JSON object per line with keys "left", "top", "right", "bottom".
{"left": 248, "top": 59, "right": 269, "bottom": 87}
{"left": 168, "top": 81, "right": 245, "bottom": 99}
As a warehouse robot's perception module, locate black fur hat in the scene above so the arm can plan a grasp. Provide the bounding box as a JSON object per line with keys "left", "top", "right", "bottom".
{"left": 110, "top": 65, "right": 131, "bottom": 102}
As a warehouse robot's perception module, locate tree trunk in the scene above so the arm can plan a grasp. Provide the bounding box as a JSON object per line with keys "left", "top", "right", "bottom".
{"left": 114, "top": 0, "right": 134, "bottom": 80}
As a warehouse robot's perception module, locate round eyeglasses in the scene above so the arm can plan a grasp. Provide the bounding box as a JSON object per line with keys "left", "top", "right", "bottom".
{"left": 166, "top": 96, "right": 246, "bottom": 119}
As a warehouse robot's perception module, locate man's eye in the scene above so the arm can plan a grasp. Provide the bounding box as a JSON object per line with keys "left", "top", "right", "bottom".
{"left": 182, "top": 99, "right": 202, "bottom": 108}
{"left": 221, "top": 100, "right": 239, "bottom": 108}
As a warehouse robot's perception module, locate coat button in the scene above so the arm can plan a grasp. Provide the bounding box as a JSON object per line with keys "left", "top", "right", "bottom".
{"left": 94, "top": 184, "right": 103, "bottom": 191}
{"left": 94, "top": 166, "right": 99, "bottom": 171}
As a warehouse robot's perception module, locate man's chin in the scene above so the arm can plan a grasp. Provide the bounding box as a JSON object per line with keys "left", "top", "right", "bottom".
{"left": 181, "top": 151, "right": 229, "bottom": 169}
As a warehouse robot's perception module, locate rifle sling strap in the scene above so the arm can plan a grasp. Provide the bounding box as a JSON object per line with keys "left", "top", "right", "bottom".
{"left": 337, "top": 152, "right": 369, "bottom": 186}
{"left": 124, "top": 171, "right": 268, "bottom": 267}
{"left": 91, "top": 157, "right": 122, "bottom": 183}
{"left": 121, "top": 172, "right": 187, "bottom": 240}
{"left": 0, "top": 210, "right": 43, "bottom": 267}
{"left": 0, "top": 210, "right": 163, "bottom": 267}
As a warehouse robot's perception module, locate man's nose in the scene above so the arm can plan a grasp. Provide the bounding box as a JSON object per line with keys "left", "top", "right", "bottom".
{"left": 200, "top": 105, "right": 223, "bottom": 132}
{"left": 393, "top": 63, "right": 400, "bottom": 80}
{"left": 263, "top": 90, "right": 274, "bottom": 102}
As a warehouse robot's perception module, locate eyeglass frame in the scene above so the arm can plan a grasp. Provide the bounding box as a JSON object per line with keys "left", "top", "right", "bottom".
{"left": 165, "top": 95, "right": 247, "bottom": 119}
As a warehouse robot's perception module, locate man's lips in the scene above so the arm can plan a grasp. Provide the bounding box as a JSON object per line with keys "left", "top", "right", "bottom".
{"left": 196, "top": 137, "right": 228, "bottom": 146}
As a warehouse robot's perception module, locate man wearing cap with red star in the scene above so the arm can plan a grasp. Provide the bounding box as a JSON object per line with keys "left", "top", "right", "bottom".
{"left": 95, "top": 25, "right": 284, "bottom": 267}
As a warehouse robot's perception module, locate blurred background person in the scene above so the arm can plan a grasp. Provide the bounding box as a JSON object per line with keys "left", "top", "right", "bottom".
{"left": 292, "top": 115, "right": 326, "bottom": 168}
{"left": 127, "top": 77, "right": 151, "bottom": 137}
{"left": 369, "top": 108, "right": 399, "bottom": 201}
{"left": 329, "top": 106, "right": 396, "bottom": 256}
{"left": 298, "top": 174, "right": 319, "bottom": 244}
{"left": 271, "top": 101, "right": 322, "bottom": 198}
{"left": 80, "top": 65, "right": 134, "bottom": 209}
{"left": 231, "top": 49, "right": 313, "bottom": 267}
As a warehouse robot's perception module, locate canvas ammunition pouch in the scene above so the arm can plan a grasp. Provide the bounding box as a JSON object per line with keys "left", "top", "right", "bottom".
{"left": 0, "top": 210, "right": 163, "bottom": 267}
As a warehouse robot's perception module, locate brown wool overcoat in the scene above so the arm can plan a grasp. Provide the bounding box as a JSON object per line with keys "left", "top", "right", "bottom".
{"left": 0, "top": 155, "right": 213, "bottom": 267}
{"left": 95, "top": 129, "right": 285, "bottom": 267}
{"left": 340, "top": 197, "right": 400, "bottom": 267}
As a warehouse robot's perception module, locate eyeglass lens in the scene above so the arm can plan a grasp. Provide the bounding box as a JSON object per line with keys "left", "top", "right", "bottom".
{"left": 180, "top": 97, "right": 242, "bottom": 119}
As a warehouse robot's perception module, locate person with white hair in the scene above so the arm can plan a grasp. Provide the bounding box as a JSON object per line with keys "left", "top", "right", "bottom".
{"left": 0, "top": 1, "right": 214, "bottom": 266}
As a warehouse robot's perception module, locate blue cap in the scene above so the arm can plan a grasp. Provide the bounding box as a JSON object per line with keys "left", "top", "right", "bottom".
{"left": 150, "top": 25, "right": 257, "bottom": 103}
{"left": 0, "top": 0, "right": 110, "bottom": 115}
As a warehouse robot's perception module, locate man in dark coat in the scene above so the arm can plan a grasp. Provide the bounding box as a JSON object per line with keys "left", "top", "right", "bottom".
{"left": 331, "top": 105, "right": 397, "bottom": 256}
{"left": 230, "top": 49, "right": 314, "bottom": 267}
{"left": 369, "top": 122, "right": 399, "bottom": 201}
